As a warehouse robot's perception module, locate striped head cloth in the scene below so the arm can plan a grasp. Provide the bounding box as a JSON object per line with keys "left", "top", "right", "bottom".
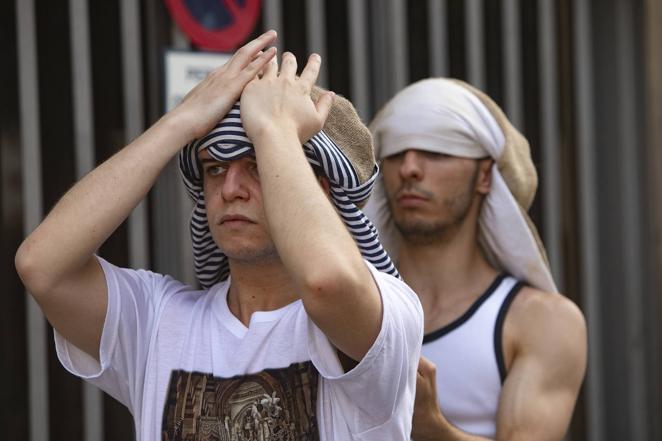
{"left": 179, "top": 93, "right": 400, "bottom": 289}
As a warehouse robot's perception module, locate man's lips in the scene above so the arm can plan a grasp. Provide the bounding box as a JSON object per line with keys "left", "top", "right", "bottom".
{"left": 219, "top": 214, "right": 254, "bottom": 225}
{"left": 397, "top": 192, "right": 429, "bottom": 207}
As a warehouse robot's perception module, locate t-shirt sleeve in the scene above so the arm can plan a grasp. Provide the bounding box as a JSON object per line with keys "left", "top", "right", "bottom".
{"left": 306, "top": 261, "right": 424, "bottom": 435}
{"left": 53, "top": 255, "right": 178, "bottom": 413}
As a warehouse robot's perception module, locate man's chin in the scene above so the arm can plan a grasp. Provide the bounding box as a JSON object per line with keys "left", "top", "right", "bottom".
{"left": 219, "top": 244, "right": 279, "bottom": 264}
{"left": 394, "top": 219, "right": 447, "bottom": 240}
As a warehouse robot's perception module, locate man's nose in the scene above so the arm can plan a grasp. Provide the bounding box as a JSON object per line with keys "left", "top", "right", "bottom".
{"left": 220, "top": 162, "right": 250, "bottom": 202}
{"left": 399, "top": 150, "right": 424, "bottom": 180}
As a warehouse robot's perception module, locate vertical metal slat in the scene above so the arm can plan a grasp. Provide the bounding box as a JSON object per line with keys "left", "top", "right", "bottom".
{"left": 69, "top": 0, "right": 104, "bottom": 439}
{"left": 370, "top": 0, "right": 407, "bottom": 112}
{"left": 428, "top": 0, "right": 448, "bottom": 77}
{"left": 347, "top": 0, "right": 370, "bottom": 119}
{"left": 173, "top": 25, "right": 197, "bottom": 286}
{"left": 16, "top": 0, "right": 49, "bottom": 439}
{"left": 643, "top": 0, "right": 662, "bottom": 434}
{"left": 573, "top": 1, "right": 604, "bottom": 439}
{"left": 151, "top": 25, "right": 197, "bottom": 287}
{"left": 387, "top": 0, "right": 408, "bottom": 95}
{"left": 70, "top": 0, "right": 95, "bottom": 177}
{"left": 306, "top": 0, "right": 327, "bottom": 87}
{"left": 263, "top": 0, "right": 283, "bottom": 53}
{"left": 120, "top": 0, "right": 149, "bottom": 270}
{"left": 465, "top": 0, "right": 485, "bottom": 89}
{"left": 502, "top": 0, "right": 523, "bottom": 129}
{"left": 615, "top": 0, "right": 647, "bottom": 438}
{"left": 537, "top": 0, "right": 564, "bottom": 286}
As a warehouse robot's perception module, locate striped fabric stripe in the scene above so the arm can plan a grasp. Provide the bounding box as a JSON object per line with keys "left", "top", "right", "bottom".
{"left": 179, "top": 103, "right": 400, "bottom": 288}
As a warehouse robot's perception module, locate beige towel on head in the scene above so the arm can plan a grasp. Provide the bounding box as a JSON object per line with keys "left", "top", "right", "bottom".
{"left": 365, "top": 78, "right": 557, "bottom": 293}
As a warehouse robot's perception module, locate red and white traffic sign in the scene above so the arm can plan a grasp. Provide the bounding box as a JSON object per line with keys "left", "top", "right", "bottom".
{"left": 165, "top": 0, "right": 261, "bottom": 51}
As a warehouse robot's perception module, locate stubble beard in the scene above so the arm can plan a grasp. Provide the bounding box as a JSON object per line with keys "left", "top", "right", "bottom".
{"left": 390, "top": 169, "right": 478, "bottom": 246}
{"left": 223, "top": 244, "right": 280, "bottom": 264}
{"left": 213, "top": 229, "right": 281, "bottom": 265}
{"left": 392, "top": 198, "right": 473, "bottom": 246}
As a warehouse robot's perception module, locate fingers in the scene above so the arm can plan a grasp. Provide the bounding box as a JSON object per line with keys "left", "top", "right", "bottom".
{"left": 299, "top": 53, "right": 321, "bottom": 89}
{"left": 417, "top": 355, "right": 436, "bottom": 377}
{"left": 315, "top": 91, "right": 334, "bottom": 125}
{"left": 262, "top": 54, "right": 279, "bottom": 78}
{"left": 242, "top": 46, "right": 277, "bottom": 79}
{"left": 417, "top": 356, "right": 439, "bottom": 393}
{"left": 279, "top": 52, "right": 298, "bottom": 78}
{"left": 231, "top": 30, "right": 277, "bottom": 69}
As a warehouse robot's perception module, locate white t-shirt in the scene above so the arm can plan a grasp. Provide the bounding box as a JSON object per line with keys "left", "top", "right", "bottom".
{"left": 55, "top": 256, "right": 423, "bottom": 440}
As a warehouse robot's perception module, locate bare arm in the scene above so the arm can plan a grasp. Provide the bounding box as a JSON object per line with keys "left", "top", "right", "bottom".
{"left": 495, "top": 289, "right": 587, "bottom": 441}
{"left": 14, "top": 32, "right": 278, "bottom": 360}
{"left": 239, "top": 53, "right": 382, "bottom": 362}
{"left": 412, "top": 290, "right": 587, "bottom": 441}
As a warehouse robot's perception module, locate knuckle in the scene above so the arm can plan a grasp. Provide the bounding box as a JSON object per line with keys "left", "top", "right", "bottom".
{"left": 419, "top": 357, "right": 435, "bottom": 373}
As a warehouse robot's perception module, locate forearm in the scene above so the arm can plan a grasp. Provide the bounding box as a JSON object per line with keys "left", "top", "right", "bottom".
{"left": 16, "top": 114, "right": 190, "bottom": 290}
{"left": 252, "top": 127, "right": 364, "bottom": 288}
{"left": 414, "top": 413, "right": 491, "bottom": 441}
{"left": 252, "top": 127, "right": 382, "bottom": 360}
{"left": 239, "top": 53, "right": 382, "bottom": 360}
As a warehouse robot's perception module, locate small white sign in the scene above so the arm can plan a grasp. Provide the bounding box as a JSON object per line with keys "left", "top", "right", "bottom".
{"left": 164, "top": 50, "right": 232, "bottom": 111}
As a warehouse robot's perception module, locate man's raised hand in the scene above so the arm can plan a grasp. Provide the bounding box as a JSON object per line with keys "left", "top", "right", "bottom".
{"left": 170, "top": 30, "right": 278, "bottom": 142}
{"left": 239, "top": 52, "right": 335, "bottom": 145}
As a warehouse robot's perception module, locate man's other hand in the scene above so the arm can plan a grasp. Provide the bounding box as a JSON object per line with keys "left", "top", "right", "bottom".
{"left": 171, "top": 30, "right": 277, "bottom": 142}
{"left": 239, "top": 52, "right": 334, "bottom": 146}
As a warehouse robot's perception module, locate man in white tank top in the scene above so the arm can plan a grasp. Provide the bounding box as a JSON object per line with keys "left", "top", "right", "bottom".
{"left": 364, "top": 78, "right": 587, "bottom": 440}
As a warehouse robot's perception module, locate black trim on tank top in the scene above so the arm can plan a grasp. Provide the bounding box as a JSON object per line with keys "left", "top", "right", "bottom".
{"left": 494, "top": 281, "right": 524, "bottom": 383}
{"left": 422, "top": 273, "right": 507, "bottom": 344}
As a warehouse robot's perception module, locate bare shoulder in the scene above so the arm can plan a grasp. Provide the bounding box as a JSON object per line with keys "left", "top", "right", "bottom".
{"left": 506, "top": 286, "right": 587, "bottom": 376}
{"left": 509, "top": 287, "right": 586, "bottom": 336}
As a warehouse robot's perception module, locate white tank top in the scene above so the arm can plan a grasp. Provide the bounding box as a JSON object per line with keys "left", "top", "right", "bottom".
{"left": 420, "top": 274, "right": 523, "bottom": 438}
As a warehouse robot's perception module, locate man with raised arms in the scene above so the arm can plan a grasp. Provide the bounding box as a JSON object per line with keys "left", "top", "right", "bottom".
{"left": 16, "top": 32, "right": 423, "bottom": 440}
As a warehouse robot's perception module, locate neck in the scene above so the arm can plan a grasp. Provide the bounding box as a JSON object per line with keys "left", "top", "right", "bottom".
{"left": 397, "top": 210, "right": 498, "bottom": 312}
{"left": 226, "top": 258, "right": 299, "bottom": 326}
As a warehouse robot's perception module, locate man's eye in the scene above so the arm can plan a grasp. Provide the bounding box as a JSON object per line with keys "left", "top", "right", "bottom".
{"left": 383, "top": 153, "right": 404, "bottom": 163}
{"left": 206, "top": 165, "right": 226, "bottom": 177}
{"left": 428, "top": 151, "right": 450, "bottom": 160}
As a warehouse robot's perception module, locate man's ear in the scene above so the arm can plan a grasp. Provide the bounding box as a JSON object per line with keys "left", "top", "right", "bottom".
{"left": 475, "top": 158, "right": 494, "bottom": 195}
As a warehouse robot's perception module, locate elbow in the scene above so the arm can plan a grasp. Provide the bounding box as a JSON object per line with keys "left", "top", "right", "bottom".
{"left": 15, "top": 242, "right": 32, "bottom": 281}
{"left": 15, "top": 241, "right": 50, "bottom": 297}
{"left": 299, "top": 263, "right": 364, "bottom": 302}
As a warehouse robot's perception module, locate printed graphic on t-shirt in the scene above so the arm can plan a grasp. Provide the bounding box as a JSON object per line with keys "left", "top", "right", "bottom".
{"left": 161, "top": 361, "right": 319, "bottom": 441}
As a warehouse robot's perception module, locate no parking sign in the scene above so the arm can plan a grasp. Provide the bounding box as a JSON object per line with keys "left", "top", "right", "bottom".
{"left": 165, "top": 0, "right": 261, "bottom": 51}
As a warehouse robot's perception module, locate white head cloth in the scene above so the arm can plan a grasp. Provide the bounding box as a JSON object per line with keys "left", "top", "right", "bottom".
{"left": 365, "top": 78, "right": 557, "bottom": 293}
